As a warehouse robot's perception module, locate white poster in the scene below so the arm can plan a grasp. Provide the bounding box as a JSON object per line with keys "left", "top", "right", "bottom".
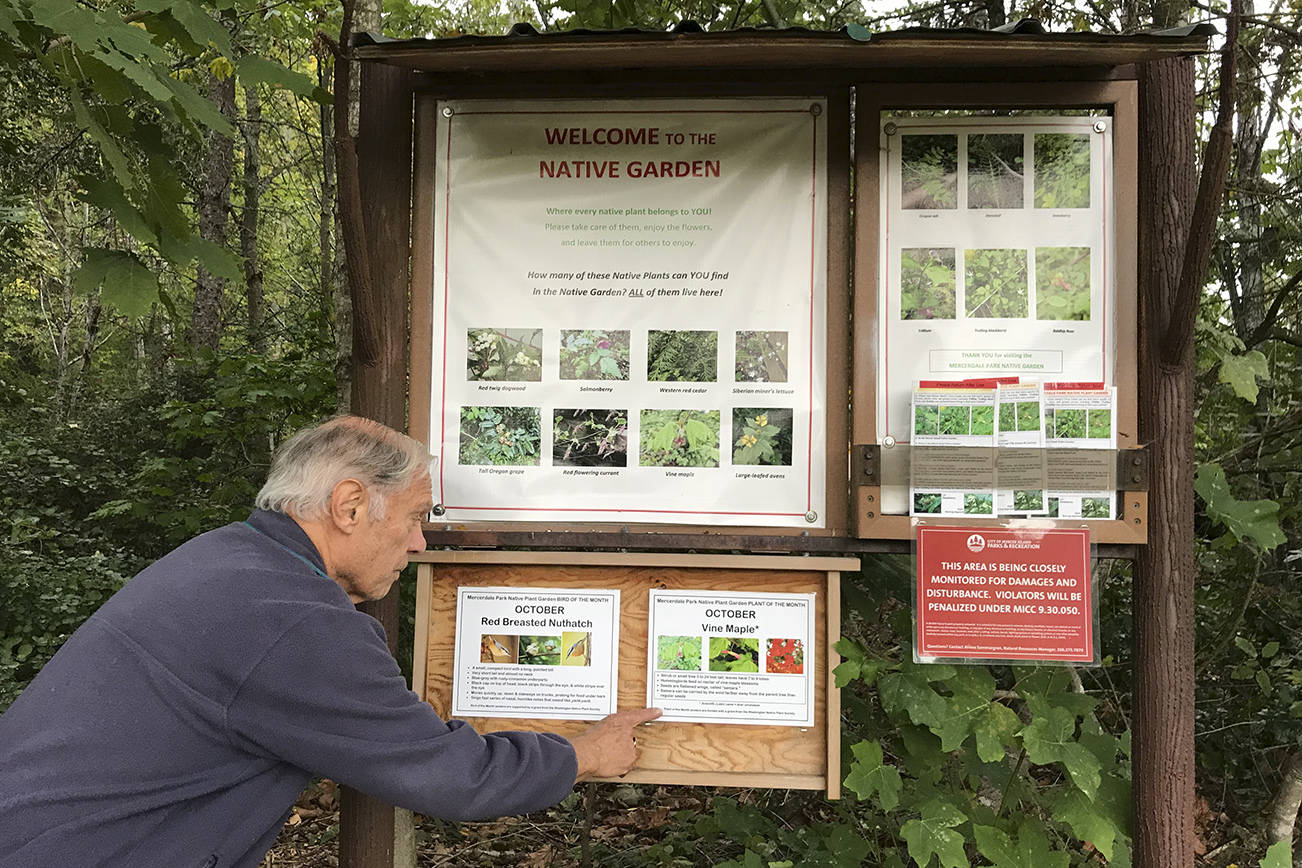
{"left": 877, "top": 115, "right": 1115, "bottom": 518}
{"left": 646, "top": 590, "right": 815, "bottom": 726}
{"left": 909, "top": 383, "right": 997, "bottom": 517}
{"left": 430, "top": 97, "right": 828, "bottom": 527}
{"left": 452, "top": 587, "right": 620, "bottom": 721}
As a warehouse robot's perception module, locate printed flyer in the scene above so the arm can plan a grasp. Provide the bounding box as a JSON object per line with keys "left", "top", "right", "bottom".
{"left": 451, "top": 587, "right": 620, "bottom": 721}
{"left": 995, "top": 382, "right": 1047, "bottom": 515}
{"left": 647, "top": 590, "right": 815, "bottom": 726}
{"left": 1043, "top": 383, "right": 1118, "bottom": 519}
{"left": 910, "top": 381, "right": 997, "bottom": 517}
{"left": 915, "top": 525, "right": 1095, "bottom": 663}
{"left": 430, "top": 97, "right": 828, "bottom": 526}
{"left": 877, "top": 116, "right": 1115, "bottom": 514}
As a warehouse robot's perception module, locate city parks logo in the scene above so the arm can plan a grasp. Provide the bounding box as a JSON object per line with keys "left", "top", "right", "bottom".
{"left": 966, "top": 533, "right": 986, "bottom": 553}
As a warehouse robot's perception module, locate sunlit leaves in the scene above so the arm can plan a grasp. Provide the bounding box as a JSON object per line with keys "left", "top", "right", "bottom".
{"left": 844, "top": 739, "right": 903, "bottom": 811}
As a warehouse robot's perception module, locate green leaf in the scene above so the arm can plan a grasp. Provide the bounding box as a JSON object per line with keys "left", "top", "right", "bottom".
{"left": 843, "top": 739, "right": 902, "bottom": 811}
{"left": 80, "top": 178, "right": 158, "bottom": 247}
{"left": 161, "top": 73, "right": 236, "bottom": 137}
{"left": 684, "top": 418, "right": 712, "bottom": 448}
{"left": 169, "top": 0, "right": 232, "bottom": 54}
{"left": 237, "top": 54, "right": 324, "bottom": 102}
{"left": 1217, "top": 349, "right": 1269, "bottom": 403}
{"left": 1263, "top": 840, "right": 1292, "bottom": 868}
{"left": 74, "top": 249, "right": 159, "bottom": 317}
{"left": 973, "top": 701, "right": 1021, "bottom": 763}
{"left": 900, "top": 799, "right": 967, "bottom": 868}
{"left": 69, "top": 89, "right": 136, "bottom": 191}
{"left": 972, "top": 820, "right": 1069, "bottom": 868}
{"left": 1055, "top": 788, "right": 1120, "bottom": 858}
{"left": 1195, "top": 463, "right": 1286, "bottom": 550}
{"left": 598, "top": 355, "right": 620, "bottom": 377}
{"left": 879, "top": 668, "right": 949, "bottom": 733}
{"left": 1019, "top": 706, "right": 1101, "bottom": 798}
{"left": 1234, "top": 635, "right": 1256, "bottom": 656}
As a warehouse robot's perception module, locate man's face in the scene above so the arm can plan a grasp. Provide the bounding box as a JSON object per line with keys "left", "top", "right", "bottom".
{"left": 336, "top": 471, "right": 433, "bottom": 603}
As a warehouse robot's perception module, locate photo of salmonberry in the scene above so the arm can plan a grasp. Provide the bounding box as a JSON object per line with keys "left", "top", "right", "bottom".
{"left": 766, "top": 638, "right": 804, "bottom": 674}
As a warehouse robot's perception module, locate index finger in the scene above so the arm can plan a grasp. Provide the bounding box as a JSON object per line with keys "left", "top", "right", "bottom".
{"left": 614, "top": 707, "right": 662, "bottom": 727}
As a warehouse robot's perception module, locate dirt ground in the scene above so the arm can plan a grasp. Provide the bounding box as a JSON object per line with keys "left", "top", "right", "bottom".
{"left": 259, "top": 780, "right": 718, "bottom": 868}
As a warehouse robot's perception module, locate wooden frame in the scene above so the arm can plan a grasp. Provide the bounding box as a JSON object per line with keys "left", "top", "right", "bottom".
{"left": 408, "top": 86, "right": 853, "bottom": 538}
{"left": 412, "top": 551, "right": 855, "bottom": 797}
{"left": 851, "top": 81, "right": 1144, "bottom": 544}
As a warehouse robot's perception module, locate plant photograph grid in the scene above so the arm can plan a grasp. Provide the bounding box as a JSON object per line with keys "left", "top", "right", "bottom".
{"left": 897, "top": 128, "right": 1093, "bottom": 212}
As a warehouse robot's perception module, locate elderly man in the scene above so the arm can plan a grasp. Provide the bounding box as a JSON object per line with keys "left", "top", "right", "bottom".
{"left": 0, "top": 416, "right": 658, "bottom": 867}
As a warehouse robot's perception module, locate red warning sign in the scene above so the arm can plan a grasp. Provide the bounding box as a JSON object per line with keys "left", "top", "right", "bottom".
{"left": 915, "top": 526, "right": 1093, "bottom": 662}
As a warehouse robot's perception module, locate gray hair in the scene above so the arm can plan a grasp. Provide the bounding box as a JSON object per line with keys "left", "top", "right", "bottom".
{"left": 255, "top": 416, "right": 432, "bottom": 520}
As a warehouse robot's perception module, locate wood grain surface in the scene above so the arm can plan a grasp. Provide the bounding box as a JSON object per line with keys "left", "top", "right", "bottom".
{"left": 414, "top": 554, "right": 849, "bottom": 793}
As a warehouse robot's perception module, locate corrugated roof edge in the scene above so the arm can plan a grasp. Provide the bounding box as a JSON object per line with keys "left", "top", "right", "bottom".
{"left": 350, "top": 19, "right": 1217, "bottom": 48}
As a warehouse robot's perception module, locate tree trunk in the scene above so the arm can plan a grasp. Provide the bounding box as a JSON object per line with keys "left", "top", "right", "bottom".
{"left": 1268, "top": 748, "right": 1302, "bottom": 847}
{"left": 1134, "top": 55, "right": 1198, "bottom": 868}
{"left": 1229, "top": 0, "right": 1264, "bottom": 339}
{"left": 242, "top": 82, "right": 265, "bottom": 355}
{"left": 193, "top": 72, "right": 236, "bottom": 352}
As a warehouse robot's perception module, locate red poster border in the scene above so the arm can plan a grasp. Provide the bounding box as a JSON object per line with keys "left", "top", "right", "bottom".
{"left": 915, "top": 524, "right": 1094, "bottom": 663}
{"left": 433, "top": 104, "right": 823, "bottom": 519}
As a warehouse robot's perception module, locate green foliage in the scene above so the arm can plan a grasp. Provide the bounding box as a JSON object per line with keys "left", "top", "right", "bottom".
{"left": 459, "top": 406, "right": 541, "bottom": 466}
{"left": 965, "top": 248, "right": 1028, "bottom": 318}
{"left": 914, "top": 404, "right": 939, "bottom": 435}
{"left": 647, "top": 330, "right": 718, "bottom": 382}
{"left": 1051, "top": 409, "right": 1086, "bottom": 439}
{"left": 467, "top": 328, "right": 542, "bottom": 381}
{"left": 639, "top": 409, "right": 719, "bottom": 467}
{"left": 938, "top": 405, "right": 968, "bottom": 435}
{"left": 656, "top": 635, "right": 701, "bottom": 670}
{"left": 900, "top": 248, "right": 956, "bottom": 319}
{"left": 1194, "top": 462, "right": 1286, "bottom": 550}
{"left": 962, "top": 492, "right": 992, "bottom": 514}
{"left": 1263, "top": 840, "right": 1292, "bottom": 868}
{"left": 1012, "top": 489, "right": 1043, "bottom": 511}
{"left": 970, "top": 405, "right": 994, "bottom": 436}
{"left": 1035, "top": 247, "right": 1090, "bottom": 321}
{"left": 967, "top": 133, "right": 1023, "bottom": 209}
{"left": 901, "top": 135, "right": 957, "bottom": 209}
{"left": 559, "top": 329, "right": 629, "bottom": 380}
{"left": 913, "top": 492, "right": 941, "bottom": 514}
{"left": 708, "top": 636, "right": 758, "bottom": 672}
{"left": 1034, "top": 134, "right": 1090, "bottom": 209}
{"left": 732, "top": 408, "right": 792, "bottom": 466}
{"left": 1217, "top": 348, "right": 1270, "bottom": 403}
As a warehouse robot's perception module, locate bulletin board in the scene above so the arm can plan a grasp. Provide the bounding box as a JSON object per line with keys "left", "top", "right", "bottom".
{"left": 412, "top": 551, "right": 857, "bottom": 797}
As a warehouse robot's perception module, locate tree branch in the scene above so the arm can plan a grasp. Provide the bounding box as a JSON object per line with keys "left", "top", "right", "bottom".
{"left": 1161, "top": 0, "right": 1239, "bottom": 367}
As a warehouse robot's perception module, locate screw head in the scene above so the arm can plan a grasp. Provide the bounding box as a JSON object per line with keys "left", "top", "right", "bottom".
{"left": 883, "top": 435, "right": 897, "bottom": 448}
{"left": 1093, "top": 119, "right": 1107, "bottom": 133}
{"left": 441, "top": 106, "right": 454, "bottom": 118}
{"left": 883, "top": 122, "right": 898, "bottom": 136}
{"left": 432, "top": 504, "right": 446, "bottom": 516}
{"left": 805, "top": 511, "right": 818, "bottom": 523}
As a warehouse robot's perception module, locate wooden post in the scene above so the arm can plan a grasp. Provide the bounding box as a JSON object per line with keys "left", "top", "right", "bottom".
{"left": 339, "top": 60, "right": 414, "bottom": 868}
{"left": 1134, "top": 56, "right": 1197, "bottom": 867}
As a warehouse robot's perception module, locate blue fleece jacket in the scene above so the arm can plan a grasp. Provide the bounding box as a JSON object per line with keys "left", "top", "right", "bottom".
{"left": 0, "top": 510, "right": 577, "bottom": 867}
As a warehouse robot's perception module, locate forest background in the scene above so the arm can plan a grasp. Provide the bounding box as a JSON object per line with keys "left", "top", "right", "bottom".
{"left": 0, "top": 0, "right": 1299, "bottom": 863}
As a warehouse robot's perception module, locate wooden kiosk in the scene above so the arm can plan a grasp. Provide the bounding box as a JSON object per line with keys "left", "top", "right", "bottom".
{"left": 346, "top": 21, "right": 1214, "bottom": 867}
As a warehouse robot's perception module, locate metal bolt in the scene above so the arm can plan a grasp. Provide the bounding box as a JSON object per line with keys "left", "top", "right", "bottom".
{"left": 432, "top": 504, "right": 446, "bottom": 516}
{"left": 883, "top": 122, "right": 898, "bottom": 136}
{"left": 441, "top": 106, "right": 454, "bottom": 118}
{"left": 1093, "top": 120, "right": 1107, "bottom": 133}
{"left": 867, "top": 495, "right": 875, "bottom": 502}
{"left": 1134, "top": 518, "right": 1141, "bottom": 524}
{"left": 805, "top": 511, "right": 818, "bottom": 523}
{"left": 1132, "top": 457, "right": 1142, "bottom": 466}
{"left": 866, "top": 511, "right": 875, "bottom": 518}
{"left": 1132, "top": 473, "right": 1141, "bottom": 483}
{"left": 810, "top": 103, "right": 823, "bottom": 117}
{"left": 883, "top": 435, "right": 897, "bottom": 448}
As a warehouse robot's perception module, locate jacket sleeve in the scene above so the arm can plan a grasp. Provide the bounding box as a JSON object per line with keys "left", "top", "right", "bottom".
{"left": 223, "top": 605, "right": 577, "bottom": 821}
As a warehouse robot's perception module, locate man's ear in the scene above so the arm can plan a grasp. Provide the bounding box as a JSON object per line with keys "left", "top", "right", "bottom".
{"left": 327, "top": 479, "right": 369, "bottom": 533}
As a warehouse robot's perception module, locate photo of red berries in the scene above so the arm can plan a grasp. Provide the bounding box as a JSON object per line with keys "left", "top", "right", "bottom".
{"left": 766, "top": 638, "right": 804, "bottom": 674}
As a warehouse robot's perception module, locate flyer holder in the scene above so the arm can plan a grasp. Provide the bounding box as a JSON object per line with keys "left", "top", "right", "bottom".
{"left": 411, "top": 550, "right": 858, "bottom": 797}
{"left": 910, "top": 521, "right": 1101, "bottom": 667}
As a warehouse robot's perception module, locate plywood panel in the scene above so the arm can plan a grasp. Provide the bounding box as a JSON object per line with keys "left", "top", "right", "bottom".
{"left": 416, "top": 553, "right": 849, "bottom": 794}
